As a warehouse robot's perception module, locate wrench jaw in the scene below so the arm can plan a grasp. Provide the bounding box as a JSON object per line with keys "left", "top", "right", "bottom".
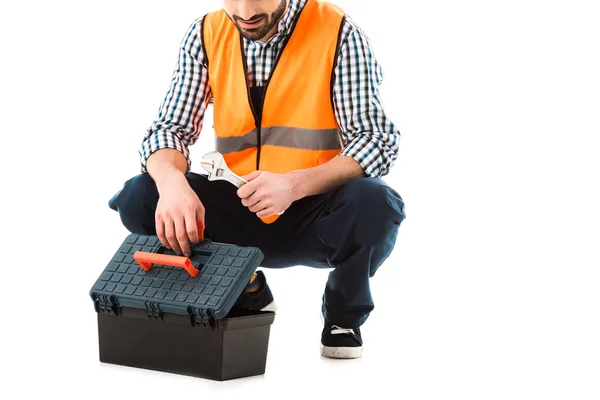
{"left": 200, "top": 160, "right": 216, "bottom": 180}
{"left": 200, "top": 152, "right": 247, "bottom": 188}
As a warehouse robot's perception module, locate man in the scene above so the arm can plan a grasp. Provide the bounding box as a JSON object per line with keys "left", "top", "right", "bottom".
{"left": 109, "top": 0, "right": 405, "bottom": 359}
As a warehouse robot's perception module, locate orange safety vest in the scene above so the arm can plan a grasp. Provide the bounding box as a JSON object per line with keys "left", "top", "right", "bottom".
{"left": 203, "top": 0, "right": 344, "bottom": 223}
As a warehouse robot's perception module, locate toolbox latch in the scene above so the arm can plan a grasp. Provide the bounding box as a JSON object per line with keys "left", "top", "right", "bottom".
{"left": 189, "top": 307, "right": 216, "bottom": 329}
{"left": 145, "top": 301, "right": 163, "bottom": 320}
{"left": 94, "top": 295, "right": 119, "bottom": 315}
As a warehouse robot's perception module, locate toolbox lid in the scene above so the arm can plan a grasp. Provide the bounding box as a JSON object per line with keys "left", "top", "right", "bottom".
{"left": 89, "top": 234, "right": 264, "bottom": 325}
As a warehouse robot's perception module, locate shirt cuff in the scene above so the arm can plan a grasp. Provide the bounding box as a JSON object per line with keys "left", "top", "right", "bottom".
{"left": 139, "top": 131, "right": 191, "bottom": 173}
{"left": 339, "top": 139, "right": 393, "bottom": 178}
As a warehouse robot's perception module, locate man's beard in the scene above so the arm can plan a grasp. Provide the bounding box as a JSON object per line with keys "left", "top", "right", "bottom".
{"left": 233, "top": 0, "right": 287, "bottom": 41}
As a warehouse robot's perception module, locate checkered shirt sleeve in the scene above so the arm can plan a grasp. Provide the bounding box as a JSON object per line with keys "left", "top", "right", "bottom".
{"left": 334, "top": 17, "right": 401, "bottom": 177}
{"left": 139, "top": 17, "right": 210, "bottom": 173}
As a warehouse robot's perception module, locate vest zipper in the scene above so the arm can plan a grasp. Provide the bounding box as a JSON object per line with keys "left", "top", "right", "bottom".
{"left": 239, "top": 36, "right": 262, "bottom": 170}
{"left": 239, "top": 1, "right": 308, "bottom": 170}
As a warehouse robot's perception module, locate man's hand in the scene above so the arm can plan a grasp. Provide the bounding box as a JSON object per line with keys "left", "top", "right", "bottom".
{"left": 237, "top": 171, "right": 294, "bottom": 218}
{"left": 154, "top": 171, "right": 205, "bottom": 257}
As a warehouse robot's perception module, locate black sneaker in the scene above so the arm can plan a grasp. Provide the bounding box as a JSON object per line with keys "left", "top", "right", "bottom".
{"left": 232, "top": 270, "right": 277, "bottom": 312}
{"left": 320, "top": 312, "right": 363, "bottom": 359}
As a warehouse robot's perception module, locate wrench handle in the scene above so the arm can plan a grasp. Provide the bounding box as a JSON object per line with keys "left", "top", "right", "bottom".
{"left": 228, "top": 173, "right": 248, "bottom": 188}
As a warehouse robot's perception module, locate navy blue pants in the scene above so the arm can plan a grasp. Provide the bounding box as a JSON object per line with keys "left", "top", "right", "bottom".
{"left": 109, "top": 172, "right": 405, "bottom": 328}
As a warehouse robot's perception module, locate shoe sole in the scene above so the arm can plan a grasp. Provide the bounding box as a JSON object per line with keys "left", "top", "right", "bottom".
{"left": 320, "top": 311, "right": 362, "bottom": 359}
{"left": 260, "top": 300, "right": 277, "bottom": 312}
{"left": 320, "top": 344, "right": 363, "bottom": 359}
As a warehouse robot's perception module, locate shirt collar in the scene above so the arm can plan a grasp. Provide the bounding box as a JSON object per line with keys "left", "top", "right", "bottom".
{"left": 276, "top": 0, "right": 306, "bottom": 35}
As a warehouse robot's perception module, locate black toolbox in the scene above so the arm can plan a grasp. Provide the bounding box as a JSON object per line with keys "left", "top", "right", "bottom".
{"left": 89, "top": 233, "right": 275, "bottom": 381}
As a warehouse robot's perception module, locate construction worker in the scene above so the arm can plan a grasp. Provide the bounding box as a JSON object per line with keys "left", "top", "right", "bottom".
{"left": 109, "top": 0, "right": 405, "bottom": 359}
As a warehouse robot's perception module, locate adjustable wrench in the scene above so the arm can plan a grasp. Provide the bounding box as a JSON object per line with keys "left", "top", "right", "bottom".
{"left": 200, "top": 151, "right": 247, "bottom": 188}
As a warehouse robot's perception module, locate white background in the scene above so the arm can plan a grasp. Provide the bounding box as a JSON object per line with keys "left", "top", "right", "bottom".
{"left": 1, "top": 0, "right": 599, "bottom": 399}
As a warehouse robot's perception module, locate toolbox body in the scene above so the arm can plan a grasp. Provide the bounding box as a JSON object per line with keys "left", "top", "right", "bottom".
{"left": 90, "top": 234, "right": 275, "bottom": 381}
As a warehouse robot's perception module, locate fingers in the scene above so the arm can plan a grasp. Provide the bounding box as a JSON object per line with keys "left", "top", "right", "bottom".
{"left": 235, "top": 172, "right": 283, "bottom": 218}
{"left": 239, "top": 189, "right": 278, "bottom": 216}
{"left": 256, "top": 207, "right": 277, "bottom": 218}
{"left": 156, "top": 199, "right": 205, "bottom": 256}
{"left": 237, "top": 174, "right": 261, "bottom": 198}
{"left": 241, "top": 189, "right": 268, "bottom": 212}
{"left": 156, "top": 214, "right": 169, "bottom": 250}
{"left": 164, "top": 220, "right": 183, "bottom": 256}
{"left": 175, "top": 216, "right": 192, "bottom": 257}
{"left": 158, "top": 216, "right": 190, "bottom": 256}
{"left": 184, "top": 214, "right": 199, "bottom": 244}
{"left": 237, "top": 182, "right": 255, "bottom": 199}
{"left": 249, "top": 200, "right": 271, "bottom": 213}
{"left": 241, "top": 170, "right": 261, "bottom": 182}
{"left": 241, "top": 191, "right": 262, "bottom": 208}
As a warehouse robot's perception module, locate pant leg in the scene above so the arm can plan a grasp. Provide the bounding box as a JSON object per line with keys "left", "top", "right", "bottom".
{"left": 108, "top": 172, "right": 405, "bottom": 329}
{"left": 290, "top": 177, "right": 406, "bottom": 328}
{"left": 108, "top": 173, "right": 159, "bottom": 235}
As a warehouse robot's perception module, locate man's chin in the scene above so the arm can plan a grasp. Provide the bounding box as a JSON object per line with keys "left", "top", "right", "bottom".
{"left": 239, "top": 29, "right": 266, "bottom": 41}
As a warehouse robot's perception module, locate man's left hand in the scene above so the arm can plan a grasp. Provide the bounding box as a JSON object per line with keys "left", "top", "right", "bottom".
{"left": 237, "top": 171, "right": 294, "bottom": 218}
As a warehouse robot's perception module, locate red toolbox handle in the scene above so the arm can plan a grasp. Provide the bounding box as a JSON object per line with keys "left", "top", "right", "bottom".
{"left": 196, "top": 220, "right": 205, "bottom": 242}
{"left": 133, "top": 252, "right": 200, "bottom": 278}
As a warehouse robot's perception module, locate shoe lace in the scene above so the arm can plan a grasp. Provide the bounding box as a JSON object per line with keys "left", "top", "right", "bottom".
{"left": 330, "top": 325, "right": 355, "bottom": 335}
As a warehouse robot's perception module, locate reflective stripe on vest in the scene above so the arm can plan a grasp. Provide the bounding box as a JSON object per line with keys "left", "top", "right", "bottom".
{"left": 216, "top": 127, "right": 342, "bottom": 154}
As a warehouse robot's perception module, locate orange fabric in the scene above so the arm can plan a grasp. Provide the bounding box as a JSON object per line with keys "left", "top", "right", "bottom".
{"left": 251, "top": 146, "right": 342, "bottom": 174}
{"left": 203, "top": 0, "right": 344, "bottom": 223}
{"left": 221, "top": 148, "right": 258, "bottom": 177}
{"left": 260, "top": 2, "right": 342, "bottom": 130}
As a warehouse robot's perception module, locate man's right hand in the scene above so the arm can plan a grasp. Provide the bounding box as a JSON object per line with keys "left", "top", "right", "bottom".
{"left": 154, "top": 170, "right": 205, "bottom": 257}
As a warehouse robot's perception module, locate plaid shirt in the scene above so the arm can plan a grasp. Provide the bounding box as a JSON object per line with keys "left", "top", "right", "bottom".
{"left": 140, "top": 0, "right": 400, "bottom": 177}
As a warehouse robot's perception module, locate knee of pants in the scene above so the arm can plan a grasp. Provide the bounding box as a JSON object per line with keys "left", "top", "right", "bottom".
{"left": 109, "top": 173, "right": 157, "bottom": 235}
{"left": 342, "top": 178, "right": 406, "bottom": 246}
